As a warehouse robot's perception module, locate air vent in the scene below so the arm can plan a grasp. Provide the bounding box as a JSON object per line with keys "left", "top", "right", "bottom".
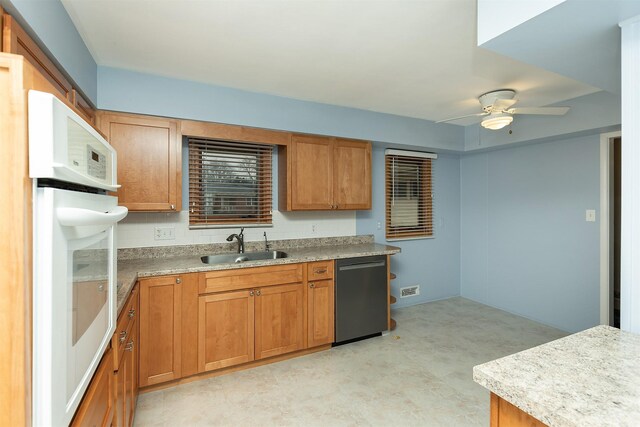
{"left": 400, "top": 285, "right": 420, "bottom": 298}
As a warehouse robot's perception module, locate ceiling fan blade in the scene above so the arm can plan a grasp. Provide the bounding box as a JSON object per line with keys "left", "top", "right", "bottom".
{"left": 435, "top": 112, "right": 489, "bottom": 123}
{"left": 509, "top": 107, "right": 570, "bottom": 116}
{"left": 492, "top": 98, "right": 517, "bottom": 111}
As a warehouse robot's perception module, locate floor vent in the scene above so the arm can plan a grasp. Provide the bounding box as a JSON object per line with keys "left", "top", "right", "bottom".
{"left": 400, "top": 285, "right": 420, "bottom": 298}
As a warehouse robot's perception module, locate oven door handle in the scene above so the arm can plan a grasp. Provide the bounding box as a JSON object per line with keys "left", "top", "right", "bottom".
{"left": 57, "top": 206, "right": 128, "bottom": 227}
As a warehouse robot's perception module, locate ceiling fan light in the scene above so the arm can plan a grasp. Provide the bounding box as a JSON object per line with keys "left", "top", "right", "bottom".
{"left": 481, "top": 113, "right": 513, "bottom": 130}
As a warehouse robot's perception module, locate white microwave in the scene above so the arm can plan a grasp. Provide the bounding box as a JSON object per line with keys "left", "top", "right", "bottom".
{"left": 29, "top": 90, "right": 127, "bottom": 426}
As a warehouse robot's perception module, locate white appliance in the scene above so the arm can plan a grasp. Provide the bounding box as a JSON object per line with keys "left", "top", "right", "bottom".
{"left": 29, "top": 90, "right": 128, "bottom": 426}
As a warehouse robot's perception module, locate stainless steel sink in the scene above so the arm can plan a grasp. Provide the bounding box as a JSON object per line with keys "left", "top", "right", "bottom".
{"left": 201, "top": 250, "right": 288, "bottom": 264}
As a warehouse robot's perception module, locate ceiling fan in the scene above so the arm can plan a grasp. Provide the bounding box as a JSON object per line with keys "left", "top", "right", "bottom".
{"left": 436, "top": 89, "right": 570, "bottom": 130}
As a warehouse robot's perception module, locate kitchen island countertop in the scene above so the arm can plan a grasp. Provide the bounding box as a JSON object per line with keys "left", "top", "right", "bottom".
{"left": 473, "top": 325, "right": 640, "bottom": 427}
{"left": 116, "top": 242, "right": 400, "bottom": 315}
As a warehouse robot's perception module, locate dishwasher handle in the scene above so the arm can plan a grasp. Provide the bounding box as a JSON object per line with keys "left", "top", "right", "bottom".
{"left": 338, "top": 261, "right": 386, "bottom": 271}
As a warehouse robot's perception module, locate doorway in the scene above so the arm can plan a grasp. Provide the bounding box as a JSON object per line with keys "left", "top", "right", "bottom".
{"left": 600, "top": 131, "right": 621, "bottom": 327}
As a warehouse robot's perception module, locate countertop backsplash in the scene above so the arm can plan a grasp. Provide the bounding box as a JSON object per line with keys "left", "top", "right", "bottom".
{"left": 117, "top": 209, "right": 356, "bottom": 249}
{"left": 118, "top": 235, "right": 374, "bottom": 260}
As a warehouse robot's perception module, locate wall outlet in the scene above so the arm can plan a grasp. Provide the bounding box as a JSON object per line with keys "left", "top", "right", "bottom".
{"left": 311, "top": 224, "right": 317, "bottom": 233}
{"left": 586, "top": 209, "right": 596, "bottom": 222}
{"left": 154, "top": 227, "right": 175, "bottom": 240}
{"left": 376, "top": 221, "right": 382, "bottom": 230}
{"left": 400, "top": 285, "right": 420, "bottom": 298}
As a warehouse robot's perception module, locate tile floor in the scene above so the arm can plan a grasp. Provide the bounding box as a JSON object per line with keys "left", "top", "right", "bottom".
{"left": 134, "top": 297, "right": 567, "bottom": 426}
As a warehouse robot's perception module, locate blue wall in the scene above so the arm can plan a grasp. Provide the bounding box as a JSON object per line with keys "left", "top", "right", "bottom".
{"left": 1, "top": 0, "right": 98, "bottom": 103}
{"left": 97, "top": 67, "right": 464, "bottom": 151}
{"left": 356, "top": 146, "right": 461, "bottom": 307}
{"left": 460, "top": 134, "right": 601, "bottom": 332}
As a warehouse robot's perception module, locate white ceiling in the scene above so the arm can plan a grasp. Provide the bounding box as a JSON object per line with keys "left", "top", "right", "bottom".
{"left": 61, "top": 0, "right": 599, "bottom": 124}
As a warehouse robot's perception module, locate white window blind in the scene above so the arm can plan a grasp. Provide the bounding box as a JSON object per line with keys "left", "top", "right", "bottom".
{"left": 385, "top": 150, "right": 436, "bottom": 240}
{"left": 188, "top": 138, "right": 273, "bottom": 227}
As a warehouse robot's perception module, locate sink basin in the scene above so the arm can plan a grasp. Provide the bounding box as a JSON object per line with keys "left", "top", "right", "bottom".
{"left": 201, "top": 250, "right": 288, "bottom": 264}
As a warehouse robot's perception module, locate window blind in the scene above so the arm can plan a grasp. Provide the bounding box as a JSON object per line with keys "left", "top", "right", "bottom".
{"left": 385, "top": 150, "right": 436, "bottom": 240}
{"left": 188, "top": 138, "right": 273, "bottom": 227}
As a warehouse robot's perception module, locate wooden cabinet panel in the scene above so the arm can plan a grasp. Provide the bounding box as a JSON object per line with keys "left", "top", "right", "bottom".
{"left": 333, "top": 138, "right": 372, "bottom": 210}
{"left": 307, "top": 261, "right": 334, "bottom": 281}
{"left": 2, "top": 13, "right": 73, "bottom": 101}
{"left": 72, "top": 89, "right": 95, "bottom": 125}
{"left": 199, "top": 263, "right": 303, "bottom": 294}
{"left": 290, "top": 135, "right": 333, "bottom": 210}
{"left": 198, "top": 290, "right": 255, "bottom": 372}
{"left": 97, "top": 112, "right": 181, "bottom": 211}
{"left": 71, "top": 348, "right": 115, "bottom": 427}
{"left": 255, "top": 283, "right": 305, "bottom": 360}
{"left": 491, "top": 393, "right": 547, "bottom": 427}
{"left": 181, "top": 273, "right": 200, "bottom": 378}
{"left": 139, "top": 276, "right": 182, "bottom": 386}
{"left": 307, "top": 279, "right": 335, "bottom": 348}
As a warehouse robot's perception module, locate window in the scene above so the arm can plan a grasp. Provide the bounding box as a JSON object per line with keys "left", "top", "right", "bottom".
{"left": 385, "top": 150, "right": 436, "bottom": 240}
{"left": 188, "top": 138, "right": 273, "bottom": 227}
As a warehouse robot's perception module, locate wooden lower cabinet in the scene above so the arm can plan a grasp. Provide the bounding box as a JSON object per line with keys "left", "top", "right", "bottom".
{"left": 198, "top": 290, "right": 255, "bottom": 372}
{"left": 71, "top": 348, "right": 115, "bottom": 427}
{"left": 255, "top": 283, "right": 305, "bottom": 360}
{"left": 139, "top": 275, "right": 182, "bottom": 386}
{"left": 307, "top": 279, "right": 335, "bottom": 347}
{"left": 116, "top": 316, "right": 138, "bottom": 427}
{"left": 491, "top": 393, "right": 547, "bottom": 427}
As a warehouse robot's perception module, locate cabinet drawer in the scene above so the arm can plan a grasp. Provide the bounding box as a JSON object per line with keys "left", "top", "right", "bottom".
{"left": 307, "top": 261, "right": 334, "bottom": 281}
{"left": 113, "top": 284, "right": 139, "bottom": 368}
{"left": 199, "top": 264, "right": 303, "bottom": 294}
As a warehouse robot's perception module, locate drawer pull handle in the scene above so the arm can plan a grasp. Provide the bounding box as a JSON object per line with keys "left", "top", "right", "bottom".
{"left": 119, "top": 331, "right": 127, "bottom": 344}
{"left": 314, "top": 268, "right": 327, "bottom": 274}
{"left": 125, "top": 341, "right": 134, "bottom": 352}
{"left": 128, "top": 308, "right": 135, "bottom": 318}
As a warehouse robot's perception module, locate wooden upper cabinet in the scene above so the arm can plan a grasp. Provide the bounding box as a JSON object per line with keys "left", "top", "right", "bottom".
{"left": 2, "top": 12, "right": 73, "bottom": 101}
{"left": 139, "top": 276, "right": 182, "bottom": 387}
{"left": 71, "top": 89, "right": 96, "bottom": 125}
{"left": 97, "top": 112, "right": 181, "bottom": 211}
{"left": 290, "top": 134, "right": 334, "bottom": 210}
{"left": 281, "top": 134, "right": 371, "bottom": 211}
{"left": 333, "top": 138, "right": 372, "bottom": 210}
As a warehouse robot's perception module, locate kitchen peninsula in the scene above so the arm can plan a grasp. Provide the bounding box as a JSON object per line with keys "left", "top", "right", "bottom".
{"left": 474, "top": 325, "right": 640, "bottom": 427}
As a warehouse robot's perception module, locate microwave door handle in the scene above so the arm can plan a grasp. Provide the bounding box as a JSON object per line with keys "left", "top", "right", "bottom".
{"left": 57, "top": 206, "right": 128, "bottom": 227}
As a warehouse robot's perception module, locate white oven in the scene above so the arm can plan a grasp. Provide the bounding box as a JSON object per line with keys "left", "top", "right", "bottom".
{"left": 29, "top": 90, "right": 128, "bottom": 426}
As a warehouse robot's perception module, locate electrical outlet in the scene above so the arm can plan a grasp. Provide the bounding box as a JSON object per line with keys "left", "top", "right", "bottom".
{"left": 586, "top": 209, "right": 596, "bottom": 222}
{"left": 311, "top": 224, "right": 317, "bottom": 233}
{"left": 377, "top": 221, "right": 382, "bottom": 230}
{"left": 154, "top": 227, "right": 175, "bottom": 240}
{"left": 400, "top": 285, "right": 420, "bottom": 298}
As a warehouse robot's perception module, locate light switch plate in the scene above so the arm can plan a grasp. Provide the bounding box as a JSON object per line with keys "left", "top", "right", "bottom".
{"left": 586, "top": 209, "right": 596, "bottom": 222}
{"left": 154, "top": 227, "right": 175, "bottom": 240}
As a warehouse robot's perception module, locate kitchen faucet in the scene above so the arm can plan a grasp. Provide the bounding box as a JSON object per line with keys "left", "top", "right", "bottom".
{"left": 226, "top": 228, "right": 245, "bottom": 253}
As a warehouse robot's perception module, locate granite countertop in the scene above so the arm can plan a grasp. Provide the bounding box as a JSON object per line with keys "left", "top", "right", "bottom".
{"left": 473, "top": 325, "right": 640, "bottom": 427}
{"left": 116, "top": 240, "right": 400, "bottom": 315}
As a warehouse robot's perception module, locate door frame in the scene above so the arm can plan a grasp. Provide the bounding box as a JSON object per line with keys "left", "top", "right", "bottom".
{"left": 600, "top": 131, "right": 621, "bottom": 325}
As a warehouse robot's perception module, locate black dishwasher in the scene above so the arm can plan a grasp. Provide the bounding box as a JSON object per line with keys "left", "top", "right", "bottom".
{"left": 335, "top": 255, "right": 388, "bottom": 344}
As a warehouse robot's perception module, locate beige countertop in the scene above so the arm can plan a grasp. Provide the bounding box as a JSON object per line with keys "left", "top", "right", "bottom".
{"left": 116, "top": 242, "right": 400, "bottom": 315}
{"left": 473, "top": 325, "right": 640, "bottom": 427}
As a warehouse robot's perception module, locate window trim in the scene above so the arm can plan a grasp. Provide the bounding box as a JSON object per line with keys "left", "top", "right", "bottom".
{"left": 384, "top": 150, "right": 437, "bottom": 241}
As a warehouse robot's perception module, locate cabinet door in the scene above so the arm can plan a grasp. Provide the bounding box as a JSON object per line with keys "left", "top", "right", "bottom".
{"left": 254, "top": 283, "right": 305, "bottom": 360}
{"left": 139, "top": 276, "right": 182, "bottom": 387}
{"left": 198, "top": 290, "right": 255, "bottom": 372}
{"left": 307, "top": 279, "right": 335, "bottom": 348}
{"left": 290, "top": 135, "right": 333, "bottom": 210}
{"left": 71, "top": 348, "right": 115, "bottom": 427}
{"left": 126, "top": 316, "right": 138, "bottom": 427}
{"left": 333, "top": 138, "right": 372, "bottom": 210}
{"left": 97, "top": 113, "right": 181, "bottom": 211}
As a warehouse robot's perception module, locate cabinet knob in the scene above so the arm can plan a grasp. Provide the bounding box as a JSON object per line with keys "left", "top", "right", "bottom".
{"left": 125, "top": 341, "right": 134, "bottom": 352}
{"left": 170, "top": 204, "right": 176, "bottom": 210}
{"left": 309, "top": 283, "right": 315, "bottom": 288}
{"left": 249, "top": 290, "right": 254, "bottom": 296}
{"left": 119, "top": 331, "right": 127, "bottom": 344}
{"left": 256, "top": 289, "right": 262, "bottom": 296}
{"left": 176, "top": 278, "right": 182, "bottom": 284}
{"left": 128, "top": 308, "right": 135, "bottom": 318}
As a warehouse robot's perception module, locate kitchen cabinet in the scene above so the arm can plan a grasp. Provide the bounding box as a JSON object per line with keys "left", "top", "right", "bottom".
{"left": 114, "top": 285, "right": 139, "bottom": 427}
{"left": 307, "top": 279, "right": 335, "bottom": 348}
{"left": 96, "top": 112, "right": 181, "bottom": 212}
{"left": 197, "top": 264, "right": 306, "bottom": 373}
{"left": 279, "top": 134, "right": 371, "bottom": 211}
{"left": 72, "top": 89, "right": 96, "bottom": 124}
{"left": 254, "top": 282, "right": 305, "bottom": 359}
{"left": 198, "top": 289, "right": 255, "bottom": 372}
{"left": 490, "top": 393, "right": 546, "bottom": 427}
{"left": 70, "top": 347, "right": 115, "bottom": 427}
{"left": 139, "top": 275, "right": 182, "bottom": 387}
